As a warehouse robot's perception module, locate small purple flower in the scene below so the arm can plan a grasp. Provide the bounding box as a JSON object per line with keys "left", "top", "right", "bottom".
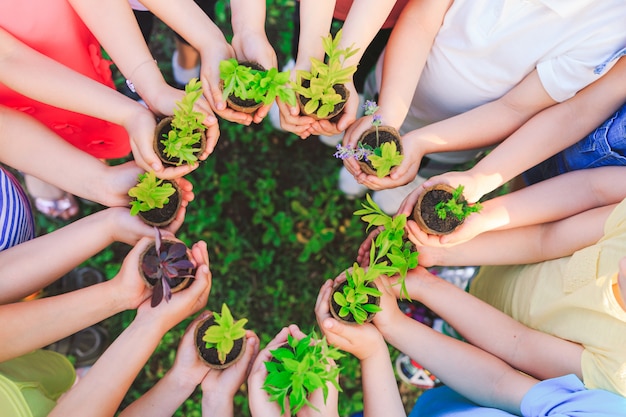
{"left": 363, "top": 100, "right": 379, "bottom": 116}
{"left": 372, "top": 114, "right": 382, "bottom": 127}
{"left": 333, "top": 144, "right": 373, "bottom": 161}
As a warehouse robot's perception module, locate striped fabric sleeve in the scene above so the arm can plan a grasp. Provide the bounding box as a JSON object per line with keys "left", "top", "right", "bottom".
{"left": 0, "top": 167, "right": 35, "bottom": 251}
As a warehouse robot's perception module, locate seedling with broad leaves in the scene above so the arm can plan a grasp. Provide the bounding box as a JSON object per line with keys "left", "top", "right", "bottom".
{"left": 263, "top": 332, "right": 343, "bottom": 415}
{"left": 141, "top": 228, "right": 195, "bottom": 307}
{"left": 201, "top": 303, "right": 248, "bottom": 364}
{"left": 128, "top": 171, "right": 176, "bottom": 216}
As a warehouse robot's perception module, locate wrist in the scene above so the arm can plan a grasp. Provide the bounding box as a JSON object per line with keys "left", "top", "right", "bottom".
{"left": 165, "top": 366, "right": 204, "bottom": 396}
{"left": 202, "top": 393, "right": 232, "bottom": 416}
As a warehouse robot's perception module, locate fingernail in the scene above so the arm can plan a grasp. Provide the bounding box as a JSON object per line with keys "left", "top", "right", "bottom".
{"left": 151, "top": 163, "right": 161, "bottom": 171}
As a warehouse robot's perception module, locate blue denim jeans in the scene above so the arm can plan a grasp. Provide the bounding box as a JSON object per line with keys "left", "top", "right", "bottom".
{"left": 524, "top": 101, "right": 626, "bottom": 185}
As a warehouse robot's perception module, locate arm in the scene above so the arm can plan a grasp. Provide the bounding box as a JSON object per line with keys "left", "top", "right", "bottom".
{"left": 426, "top": 58, "right": 626, "bottom": 202}
{"left": 66, "top": 0, "right": 217, "bottom": 175}
{"left": 342, "top": 0, "right": 450, "bottom": 179}
{"left": 351, "top": 70, "right": 558, "bottom": 190}
{"left": 315, "top": 280, "right": 405, "bottom": 417}
{"left": 118, "top": 312, "right": 212, "bottom": 417}
{"left": 373, "top": 275, "right": 543, "bottom": 415}
{"left": 388, "top": 269, "right": 584, "bottom": 380}
{"left": 49, "top": 240, "right": 212, "bottom": 417}
{"left": 401, "top": 166, "right": 626, "bottom": 246}
{"left": 0, "top": 106, "right": 142, "bottom": 207}
{"left": 0, "top": 238, "right": 156, "bottom": 361}
{"left": 229, "top": 0, "right": 278, "bottom": 124}
{"left": 201, "top": 330, "right": 259, "bottom": 417}
{"left": 276, "top": 0, "right": 335, "bottom": 139}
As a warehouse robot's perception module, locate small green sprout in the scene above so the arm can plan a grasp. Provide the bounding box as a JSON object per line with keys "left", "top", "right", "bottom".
{"left": 128, "top": 171, "right": 175, "bottom": 216}
{"left": 435, "top": 185, "right": 483, "bottom": 221}
{"left": 202, "top": 304, "right": 248, "bottom": 364}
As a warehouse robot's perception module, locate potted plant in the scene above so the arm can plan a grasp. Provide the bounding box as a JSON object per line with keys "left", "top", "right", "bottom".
{"left": 292, "top": 29, "right": 359, "bottom": 120}
{"left": 128, "top": 171, "right": 181, "bottom": 227}
{"left": 194, "top": 303, "right": 248, "bottom": 369}
{"left": 412, "top": 184, "right": 482, "bottom": 235}
{"left": 263, "top": 331, "right": 343, "bottom": 415}
{"left": 219, "top": 58, "right": 296, "bottom": 113}
{"left": 154, "top": 78, "right": 207, "bottom": 167}
{"left": 354, "top": 194, "right": 419, "bottom": 300}
{"left": 329, "top": 263, "right": 386, "bottom": 325}
{"left": 334, "top": 100, "right": 403, "bottom": 178}
{"left": 138, "top": 228, "right": 195, "bottom": 307}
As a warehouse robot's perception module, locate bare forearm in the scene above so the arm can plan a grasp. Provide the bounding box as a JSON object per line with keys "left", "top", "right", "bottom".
{"left": 50, "top": 318, "right": 166, "bottom": 417}
{"left": 0, "top": 280, "right": 130, "bottom": 362}
{"left": 119, "top": 368, "right": 199, "bottom": 417}
{"left": 472, "top": 167, "right": 626, "bottom": 234}
{"left": 379, "top": 315, "right": 530, "bottom": 414}
{"left": 294, "top": 0, "right": 336, "bottom": 69}
{"left": 0, "top": 210, "right": 117, "bottom": 303}
{"left": 0, "top": 28, "right": 150, "bottom": 127}
{"left": 361, "top": 348, "right": 405, "bottom": 417}
{"left": 378, "top": 0, "right": 450, "bottom": 127}
{"left": 407, "top": 273, "right": 583, "bottom": 380}
{"left": 339, "top": 0, "right": 396, "bottom": 68}
{"left": 469, "top": 59, "right": 626, "bottom": 192}
{"left": 140, "top": 0, "right": 228, "bottom": 51}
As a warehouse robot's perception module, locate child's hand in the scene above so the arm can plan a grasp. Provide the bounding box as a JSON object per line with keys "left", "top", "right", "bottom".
{"left": 99, "top": 161, "right": 143, "bottom": 207}
{"left": 169, "top": 311, "right": 213, "bottom": 388}
{"left": 315, "top": 280, "right": 386, "bottom": 361}
{"left": 356, "top": 226, "right": 383, "bottom": 267}
{"left": 422, "top": 171, "right": 482, "bottom": 204}
{"left": 247, "top": 326, "right": 295, "bottom": 417}
{"left": 371, "top": 275, "right": 407, "bottom": 332}
{"left": 134, "top": 240, "right": 212, "bottom": 332}
{"left": 201, "top": 330, "right": 259, "bottom": 413}
{"left": 111, "top": 237, "right": 156, "bottom": 309}
{"left": 276, "top": 98, "right": 316, "bottom": 139}
{"left": 132, "top": 84, "right": 216, "bottom": 179}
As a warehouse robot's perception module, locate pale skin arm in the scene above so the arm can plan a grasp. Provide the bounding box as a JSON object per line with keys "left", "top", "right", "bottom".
{"left": 230, "top": 0, "right": 278, "bottom": 125}
{"left": 49, "top": 241, "right": 212, "bottom": 417}
{"left": 277, "top": 0, "right": 335, "bottom": 138}
{"left": 67, "top": 0, "right": 217, "bottom": 176}
{"left": 136, "top": 0, "right": 255, "bottom": 129}
{"left": 0, "top": 203, "right": 190, "bottom": 304}
{"left": 348, "top": 70, "right": 558, "bottom": 189}
{"left": 398, "top": 166, "right": 626, "bottom": 246}
{"left": 0, "top": 238, "right": 156, "bottom": 362}
{"left": 315, "top": 280, "right": 405, "bottom": 417}
{"left": 374, "top": 275, "right": 579, "bottom": 415}
{"left": 389, "top": 269, "right": 583, "bottom": 380}
{"left": 342, "top": 0, "right": 450, "bottom": 154}
{"left": 201, "top": 330, "right": 259, "bottom": 417}
{"left": 308, "top": 0, "right": 400, "bottom": 137}
{"left": 118, "top": 313, "right": 258, "bottom": 417}
{"left": 423, "top": 57, "right": 626, "bottom": 202}
{"left": 0, "top": 106, "right": 142, "bottom": 207}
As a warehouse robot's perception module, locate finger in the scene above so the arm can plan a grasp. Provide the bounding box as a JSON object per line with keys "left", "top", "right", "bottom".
{"left": 315, "top": 280, "right": 334, "bottom": 312}
{"left": 203, "top": 123, "right": 220, "bottom": 156}
{"left": 155, "top": 164, "right": 198, "bottom": 180}
{"left": 165, "top": 205, "right": 186, "bottom": 234}
{"left": 130, "top": 139, "right": 163, "bottom": 173}
{"left": 253, "top": 103, "right": 272, "bottom": 124}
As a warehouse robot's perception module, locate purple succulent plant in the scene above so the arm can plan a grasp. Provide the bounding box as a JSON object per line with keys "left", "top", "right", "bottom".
{"left": 141, "top": 228, "right": 195, "bottom": 307}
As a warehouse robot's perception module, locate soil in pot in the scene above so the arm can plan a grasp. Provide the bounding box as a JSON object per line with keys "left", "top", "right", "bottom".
{"left": 224, "top": 61, "right": 265, "bottom": 114}
{"left": 137, "top": 180, "right": 181, "bottom": 228}
{"left": 357, "top": 126, "right": 403, "bottom": 176}
{"left": 194, "top": 315, "right": 246, "bottom": 369}
{"left": 139, "top": 239, "right": 194, "bottom": 293}
{"left": 296, "top": 80, "right": 349, "bottom": 120}
{"left": 154, "top": 116, "right": 207, "bottom": 168}
{"left": 329, "top": 280, "right": 380, "bottom": 324}
{"left": 412, "top": 184, "right": 463, "bottom": 235}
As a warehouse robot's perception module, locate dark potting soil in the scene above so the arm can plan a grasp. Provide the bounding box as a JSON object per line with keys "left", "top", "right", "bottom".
{"left": 417, "top": 189, "right": 462, "bottom": 234}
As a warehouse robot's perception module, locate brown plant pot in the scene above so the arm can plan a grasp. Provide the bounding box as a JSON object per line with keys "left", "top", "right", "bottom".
{"left": 194, "top": 313, "right": 247, "bottom": 369}
{"left": 412, "top": 184, "right": 464, "bottom": 235}
{"left": 222, "top": 61, "right": 265, "bottom": 114}
{"left": 136, "top": 179, "right": 182, "bottom": 228}
{"left": 296, "top": 80, "right": 349, "bottom": 121}
{"left": 329, "top": 280, "right": 380, "bottom": 325}
{"left": 138, "top": 238, "right": 194, "bottom": 293}
{"left": 154, "top": 116, "right": 208, "bottom": 167}
{"left": 357, "top": 125, "right": 403, "bottom": 176}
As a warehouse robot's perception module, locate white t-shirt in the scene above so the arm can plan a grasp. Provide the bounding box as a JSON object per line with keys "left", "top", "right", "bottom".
{"left": 402, "top": 0, "right": 626, "bottom": 133}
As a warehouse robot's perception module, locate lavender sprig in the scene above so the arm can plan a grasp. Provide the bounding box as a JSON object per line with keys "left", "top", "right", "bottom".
{"left": 333, "top": 143, "right": 373, "bottom": 162}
